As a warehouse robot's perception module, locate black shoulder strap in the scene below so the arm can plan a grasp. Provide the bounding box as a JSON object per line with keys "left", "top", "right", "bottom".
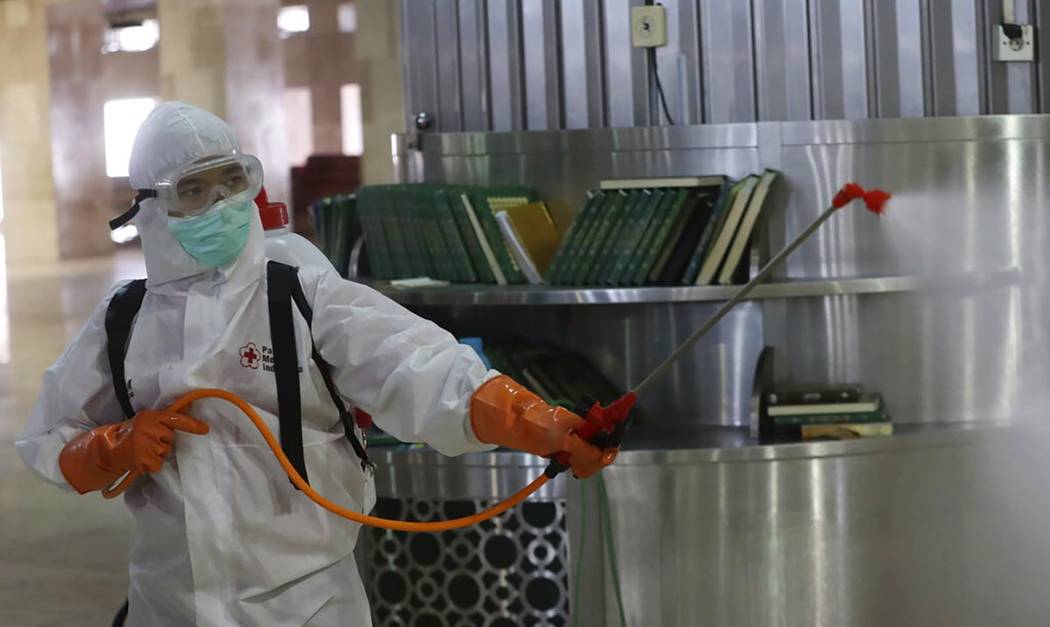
{"left": 285, "top": 265, "right": 373, "bottom": 470}
{"left": 104, "top": 265, "right": 368, "bottom": 487}
{"left": 267, "top": 261, "right": 311, "bottom": 485}
{"left": 105, "top": 280, "right": 148, "bottom": 419}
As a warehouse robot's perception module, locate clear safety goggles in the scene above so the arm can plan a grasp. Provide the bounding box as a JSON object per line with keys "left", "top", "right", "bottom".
{"left": 110, "top": 154, "right": 264, "bottom": 229}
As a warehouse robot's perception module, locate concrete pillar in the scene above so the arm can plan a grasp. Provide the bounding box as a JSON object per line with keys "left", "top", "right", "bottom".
{"left": 157, "top": 0, "right": 290, "bottom": 204}
{"left": 46, "top": 0, "right": 114, "bottom": 259}
{"left": 0, "top": 0, "right": 59, "bottom": 265}
{"left": 304, "top": 0, "right": 354, "bottom": 154}
{"left": 356, "top": 0, "right": 405, "bottom": 185}
{"left": 157, "top": 0, "right": 226, "bottom": 113}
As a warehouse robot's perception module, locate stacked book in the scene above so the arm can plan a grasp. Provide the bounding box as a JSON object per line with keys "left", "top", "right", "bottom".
{"left": 367, "top": 337, "right": 627, "bottom": 449}
{"left": 766, "top": 385, "right": 892, "bottom": 441}
{"left": 476, "top": 338, "right": 626, "bottom": 409}
{"left": 356, "top": 183, "right": 559, "bottom": 285}
{"left": 310, "top": 193, "right": 363, "bottom": 277}
{"left": 545, "top": 169, "right": 780, "bottom": 286}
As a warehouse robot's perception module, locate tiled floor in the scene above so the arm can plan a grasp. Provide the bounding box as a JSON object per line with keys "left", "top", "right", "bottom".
{"left": 0, "top": 250, "right": 146, "bottom": 626}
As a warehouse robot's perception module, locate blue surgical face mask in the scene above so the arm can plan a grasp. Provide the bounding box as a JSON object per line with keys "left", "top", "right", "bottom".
{"left": 168, "top": 197, "right": 252, "bottom": 268}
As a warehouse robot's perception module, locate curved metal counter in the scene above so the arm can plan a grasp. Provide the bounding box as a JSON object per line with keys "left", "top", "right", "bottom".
{"left": 362, "top": 424, "right": 1050, "bottom": 627}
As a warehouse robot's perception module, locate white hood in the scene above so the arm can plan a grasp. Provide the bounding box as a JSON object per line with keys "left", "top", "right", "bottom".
{"left": 128, "top": 101, "right": 264, "bottom": 290}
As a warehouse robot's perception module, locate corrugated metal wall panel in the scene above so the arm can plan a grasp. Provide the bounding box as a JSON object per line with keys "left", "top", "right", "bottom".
{"left": 559, "top": 0, "right": 606, "bottom": 128}
{"left": 984, "top": 0, "right": 1038, "bottom": 113}
{"left": 522, "top": 0, "right": 562, "bottom": 130}
{"left": 871, "top": 0, "right": 926, "bottom": 118}
{"left": 603, "top": 0, "right": 649, "bottom": 127}
{"left": 485, "top": 0, "right": 525, "bottom": 131}
{"left": 401, "top": 1, "right": 441, "bottom": 128}
{"left": 457, "top": 0, "right": 490, "bottom": 131}
{"left": 434, "top": 0, "right": 463, "bottom": 131}
{"left": 402, "top": 0, "right": 1050, "bottom": 132}
{"left": 809, "top": 0, "right": 871, "bottom": 120}
{"left": 657, "top": 0, "right": 702, "bottom": 125}
{"left": 753, "top": 0, "right": 813, "bottom": 121}
{"left": 1038, "top": 0, "right": 1050, "bottom": 109}
{"left": 698, "top": 0, "right": 756, "bottom": 123}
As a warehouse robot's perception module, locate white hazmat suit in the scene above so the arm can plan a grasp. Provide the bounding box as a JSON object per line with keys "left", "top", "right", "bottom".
{"left": 16, "top": 102, "right": 499, "bottom": 625}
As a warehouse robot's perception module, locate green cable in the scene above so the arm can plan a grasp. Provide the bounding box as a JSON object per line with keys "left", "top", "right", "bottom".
{"left": 571, "top": 478, "right": 588, "bottom": 627}
{"left": 553, "top": 394, "right": 625, "bottom": 624}
{"left": 597, "top": 475, "right": 628, "bottom": 627}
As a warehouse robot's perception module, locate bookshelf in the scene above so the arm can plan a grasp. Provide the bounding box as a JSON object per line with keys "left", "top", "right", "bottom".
{"left": 366, "top": 269, "right": 1019, "bottom": 307}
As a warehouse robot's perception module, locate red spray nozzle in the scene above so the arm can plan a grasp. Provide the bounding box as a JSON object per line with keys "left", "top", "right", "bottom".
{"left": 832, "top": 182, "right": 891, "bottom": 215}
{"left": 862, "top": 189, "right": 891, "bottom": 215}
{"left": 832, "top": 182, "right": 865, "bottom": 208}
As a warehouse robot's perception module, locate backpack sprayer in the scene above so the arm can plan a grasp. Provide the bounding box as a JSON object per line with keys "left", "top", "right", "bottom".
{"left": 103, "top": 182, "right": 890, "bottom": 532}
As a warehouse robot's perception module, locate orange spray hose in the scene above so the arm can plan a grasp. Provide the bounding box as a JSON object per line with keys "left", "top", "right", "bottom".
{"left": 101, "top": 388, "right": 551, "bottom": 532}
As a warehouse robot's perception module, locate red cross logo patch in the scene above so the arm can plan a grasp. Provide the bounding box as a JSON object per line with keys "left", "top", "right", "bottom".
{"left": 240, "top": 342, "right": 260, "bottom": 369}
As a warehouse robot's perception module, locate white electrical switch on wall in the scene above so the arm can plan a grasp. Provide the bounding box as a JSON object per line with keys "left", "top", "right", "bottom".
{"left": 994, "top": 24, "right": 1035, "bottom": 62}
{"left": 631, "top": 5, "right": 667, "bottom": 48}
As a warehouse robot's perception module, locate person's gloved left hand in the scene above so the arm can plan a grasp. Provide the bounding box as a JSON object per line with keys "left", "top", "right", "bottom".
{"left": 58, "top": 410, "right": 210, "bottom": 494}
{"left": 470, "top": 375, "right": 618, "bottom": 478}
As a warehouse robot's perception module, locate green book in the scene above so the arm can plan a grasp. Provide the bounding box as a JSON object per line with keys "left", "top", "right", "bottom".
{"left": 461, "top": 191, "right": 508, "bottom": 284}
{"left": 420, "top": 189, "right": 448, "bottom": 280}
{"left": 630, "top": 188, "right": 690, "bottom": 286}
{"left": 389, "top": 186, "right": 417, "bottom": 277}
{"left": 365, "top": 186, "right": 389, "bottom": 277}
{"left": 444, "top": 187, "right": 494, "bottom": 283}
{"left": 408, "top": 185, "right": 438, "bottom": 277}
{"left": 605, "top": 189, "right": 662, "bottom": 286}
{"left": 574, "top": 190, "right": 630, "bottom": 285}
{"left": 477, "top": 186, "right": 538, "bottom": 282}
{"left": 680, "top": 179, "right": 737, "bottom": 285}
{"left": 433, "top": 189, "right": 477, "bottom": 283}
{"left": 328, "top": 194, "right": 354, "bottom": 277}
{"left": 719, "top": 169, "right": 780, "bottom": 285}
{"left": 479, "top": 344, "right": 520, "bottom": 380}
{"left": 369, "top": 185, "right": 394, "bottom": 277}
{"left": 379, "top": 187, "right": 407, "bottom": 278}
{"left": 313, "top": 197, "right": 330, "bottom": 256}
{"left": 345, "top": 194, "right": 366, "bottom": 278}
{"left": 415, "top": 186, "right": 442, "bottom": 278}
{"left": 561, "top": 192, "right": 612, "bottom": 285}
{"left": 621, "top": 189, "right": 675, "bottom": 286}
{"left": 772, "top": 411, "right": 887, "bottom": 426}
{"left": 311, "top": 197, "right": 329, "bottom": 256}
{"left": 358, "top": 187, "right": 394, "bottom": 279}
{"left": 693, "top": 175, "right": 759, "bottom": 286}
{"left": 466, "top": 187, "right": 514, "bottom": 281}
{"left": 647, "top": 189, "right": 701, "bottom": 283}
{"left": 404, "top": 187, "right": 429, "bottom": 277}
{"left": 590, "top": 189, "right": 644, "bottom": 285}
{"left": 545, "top": 191, "right": 599, "bottom": 284}
{"left": 800, "top": 422, "right": 893, "bottom": 439}
{"left": 472, "top": 191, "right": 528, "bottom": 284}
{"left": 417, "top": 186, "right": 452, "bottom": 280}
{"left": 325, "top": 196, "right": 341, "bottom": 261}
{"left": 383, "top": 186, "right": 413, "bottom": 278}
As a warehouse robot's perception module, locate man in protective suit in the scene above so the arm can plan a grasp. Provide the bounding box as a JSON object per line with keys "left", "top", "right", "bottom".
{"left": 17, "top": 102, "right": 616, "bottom": 626}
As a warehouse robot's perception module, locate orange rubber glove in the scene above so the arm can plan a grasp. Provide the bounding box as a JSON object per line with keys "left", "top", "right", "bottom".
{"left": 58, "top": 410, "right": 210, "bottom": 494}
{"left": 470, "top": 375, "right": 618, "bottom": 478}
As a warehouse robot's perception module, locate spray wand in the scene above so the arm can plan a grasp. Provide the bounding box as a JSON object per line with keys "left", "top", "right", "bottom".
{"left": 544, "top": 182, "right": 890, "bottom": 476}
{"left": 103, "top": 182, "right": 890, "bottom": 532}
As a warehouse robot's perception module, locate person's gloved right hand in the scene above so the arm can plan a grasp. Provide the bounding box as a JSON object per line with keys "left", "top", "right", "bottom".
{"left": 470, "top": 375, "right": 618, "bottom": 478}
{"left": 59, "top": 410, "right": 209, "bottom": 494}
